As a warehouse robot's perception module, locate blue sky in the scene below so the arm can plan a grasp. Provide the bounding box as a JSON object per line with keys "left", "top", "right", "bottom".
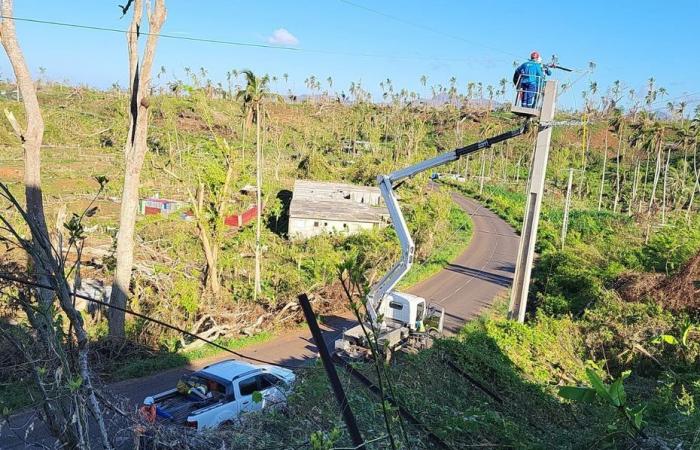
{"left": 3, "top": 0, "right": 699, "bottom": 111}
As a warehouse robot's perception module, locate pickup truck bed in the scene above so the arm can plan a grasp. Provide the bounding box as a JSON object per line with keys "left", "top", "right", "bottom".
{"left": 155, "top": 388, "right": 224, "bottom": 424}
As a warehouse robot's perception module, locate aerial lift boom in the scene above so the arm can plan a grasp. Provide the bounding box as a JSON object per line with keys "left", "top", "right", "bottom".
{"left": 337, "top": 118, "right": 531, "bottom": 357}
{"left": 366, "top": 120, "right": 531, "bottom": 321}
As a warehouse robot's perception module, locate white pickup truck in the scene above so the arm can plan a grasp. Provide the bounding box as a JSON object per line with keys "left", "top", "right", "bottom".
{"left": 146, "top": 359, "right": 295, "bottom": 430}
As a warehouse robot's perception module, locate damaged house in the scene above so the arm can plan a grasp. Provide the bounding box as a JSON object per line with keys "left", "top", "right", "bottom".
{"left": 288, "top": 180, "right": 389, "bottom": 239}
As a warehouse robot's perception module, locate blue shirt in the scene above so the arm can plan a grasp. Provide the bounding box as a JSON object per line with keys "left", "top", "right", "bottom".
{"left": 514, "top": 60, "right": 551, "bottom": 86}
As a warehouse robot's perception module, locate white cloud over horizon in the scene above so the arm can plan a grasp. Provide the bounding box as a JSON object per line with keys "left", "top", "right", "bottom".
{"left": 266, "top": 28, "right": 299, "bottom": 46}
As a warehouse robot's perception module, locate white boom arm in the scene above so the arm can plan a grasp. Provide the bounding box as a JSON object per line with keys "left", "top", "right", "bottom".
{"left": 365, "top": 121, "right": 530, "bottom": 324}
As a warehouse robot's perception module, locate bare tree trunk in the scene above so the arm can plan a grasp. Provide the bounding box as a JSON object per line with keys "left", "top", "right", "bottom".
{"left": 648, "top": 138, "right": 663, "bottom": 213}
{"left": 640, "top": 155, "right": 651, "bottom": 213}
{"left": 479, "top": 151, "right": 486, "bottom": 195}
{"left": 109, "top": 0, "right": 167, "bottom": 337}
{"left": 190, "top": 184, "right": 221, "bottom": 296}
{"left": 0, "top": 2, "right": 45, "bottom": 232}
{"left": 613, "top": 128, "right": 623, "bottom": 212}
{"left": 0, "top": 4, "right": 112, "bottom": 447}
{"left": 188, "top": 146, "right": 234, "bottom": 297}
{"left": 661, "top": 147, "right": 671, "bottom": 224}
{"left": 254, "top": 102, "right": 262, "bottom": 299}
{"left": 685, "top": 152, "right": 700, "bottom": 225}
{"left": 630, "top": 158, "right": 640, "bottom": 216}
{"left": 598, "top": 132, "right": 608, "bottom": 211}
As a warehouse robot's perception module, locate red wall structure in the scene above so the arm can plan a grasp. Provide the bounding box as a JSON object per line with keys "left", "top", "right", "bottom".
{"left": 223, "top": 205, "right": 258, "bottom": 228}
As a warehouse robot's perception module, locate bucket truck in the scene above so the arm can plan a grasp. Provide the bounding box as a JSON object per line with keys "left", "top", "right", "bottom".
{"left": 335, "top": 119, "right": 532, "bottom": 359}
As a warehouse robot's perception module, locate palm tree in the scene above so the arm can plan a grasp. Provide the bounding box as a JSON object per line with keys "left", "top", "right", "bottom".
{"left": 486, "top": 85, "right": 495, "bottom": 111}
{"left": 236, "top": 70, "right": 272, "bottom": 300}
{"left": 645, "top": 78, "right": 657, "bottom": 110}
{"left": 498, "top": 78, "right": 508, "bottom": 101}
{"left": 466, "top": 82, "right": 475, "bottom": 101}
{"left": 607, "top": 108, "right": 626, "bottom": 212}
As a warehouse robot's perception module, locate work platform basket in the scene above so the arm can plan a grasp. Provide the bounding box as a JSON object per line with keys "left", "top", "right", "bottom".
{"left": 511, "top": 74, "right": 544, "bottom": 117}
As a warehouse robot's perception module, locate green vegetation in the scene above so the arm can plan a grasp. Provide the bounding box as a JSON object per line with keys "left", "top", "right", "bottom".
{"left": 106, "top": 331, "right": 274, "bottom": 381}
{"left": 1, "top": 71, "right": 699, "bottom": 448}
{"left": 399, "top": 203, "right": 472, "bottom": 287}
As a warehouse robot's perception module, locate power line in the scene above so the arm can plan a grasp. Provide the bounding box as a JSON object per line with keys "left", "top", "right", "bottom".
{"left": 338, "top": 0, "right": 593, "bottom": 77}
{"left": 338, "top": 0, "right": 521, "bottom": 61}
{"left": 0, "top": 272, "right": 310, "bottom": 371}
{"left": 0, "top": 14, "right": 492, "bottom": 65}
{"left": 0, "top": 15, "right": 299, "bottom": 52}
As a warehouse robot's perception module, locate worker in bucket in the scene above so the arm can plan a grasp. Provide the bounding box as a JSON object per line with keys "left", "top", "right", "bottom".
{"left": 513, "top": 51, "right": 551, "bottom": 108}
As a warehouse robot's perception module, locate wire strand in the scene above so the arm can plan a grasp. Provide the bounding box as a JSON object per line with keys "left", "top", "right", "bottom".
{"left": 338, "top": 0, "right": 520, "bottom": 61}
{"left": 0, "top": 14, "right": 499, "bottom": 65}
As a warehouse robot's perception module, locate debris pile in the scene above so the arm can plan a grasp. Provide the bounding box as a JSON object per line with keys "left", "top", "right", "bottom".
{"left": 618, "top": 251, "right": 700, "bottom": 312}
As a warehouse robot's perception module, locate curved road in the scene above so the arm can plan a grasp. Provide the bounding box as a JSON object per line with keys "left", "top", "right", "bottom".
{"left": 2, "top": 191, "right": 518, "bottom": 448}
{"left": 112, "top": 191, "right": 519, "bottom": 401}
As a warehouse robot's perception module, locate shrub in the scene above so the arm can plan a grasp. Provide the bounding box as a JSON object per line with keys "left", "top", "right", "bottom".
{"left": 531, "top": 249, "right": 604, "bottom": 316}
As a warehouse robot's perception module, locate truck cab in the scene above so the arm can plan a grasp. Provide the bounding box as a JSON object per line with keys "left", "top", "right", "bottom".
{"left": 379, "top": 292, "right": 426, "bottom": 331}
{"left": 335, "top": 291, "right": 444, "bottom": 358}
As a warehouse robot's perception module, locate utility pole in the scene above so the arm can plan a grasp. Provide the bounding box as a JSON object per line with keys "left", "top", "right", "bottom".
{"left": 508, "top": 80, "right": 557, "bottom": 323}
{"left": 298, "top": 294, "right": 365, "bottom": 449}
{"left": 561, "top": 168, "right": 574, "bottom": 248}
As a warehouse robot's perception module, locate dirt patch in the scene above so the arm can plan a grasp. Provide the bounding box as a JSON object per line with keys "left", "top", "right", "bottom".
{"left": 0, "top": 167, "right": 22, "bottom": 181}
{"left": 617, "top": 251, "right": 700, "bottom": 312}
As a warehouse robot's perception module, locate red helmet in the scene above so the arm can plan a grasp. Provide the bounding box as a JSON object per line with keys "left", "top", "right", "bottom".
{"left": 530, "top": 51, "right": 540, "bottom": 60}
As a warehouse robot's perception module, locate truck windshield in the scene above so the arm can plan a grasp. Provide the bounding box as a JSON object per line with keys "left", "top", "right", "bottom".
{"left": 416, "top": 302, "right": 425, "bottom": 320}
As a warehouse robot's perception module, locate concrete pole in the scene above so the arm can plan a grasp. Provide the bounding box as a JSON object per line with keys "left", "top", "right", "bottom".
{"left": 507, "top": 80, "right": 557, "bottom": 323}
{"left": 562, "top": 168, "right": 574, "bottom": 249}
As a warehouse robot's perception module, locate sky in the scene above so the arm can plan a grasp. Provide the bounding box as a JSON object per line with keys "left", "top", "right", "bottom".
{"left": 2, "top": 0, "right": 699, "bottom": 111}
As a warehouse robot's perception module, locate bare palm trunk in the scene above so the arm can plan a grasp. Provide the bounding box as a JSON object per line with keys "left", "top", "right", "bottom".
{"left": 598, "top": 132, "right": 608, "bottom": 211}
{"left": 630, "top": 158, "right": 640, "bottom": 216}
{"left": 687, "top": 155, "right": 699, "bottom": 224}
{"left": 254, "top": 102, "right": 262, "bottom": 299}
{"left": 648, "top": 138, "right": 663, "bottom": 213}
{"left": 109, "top": 0, "right": 166, "bottom": 337}
{"left": 613, "top": 128, "right": 623, "bottom": 212}
{"left": 640, "top": 155, "right": 651, "bottom": 213}
{"left": 479, "top": 152, "right": 486, "bottom": 195}
{"left": 661, "top": 147, "right": 671, "bottom": 224}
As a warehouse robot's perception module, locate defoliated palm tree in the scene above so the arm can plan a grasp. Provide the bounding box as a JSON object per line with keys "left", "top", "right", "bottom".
{"left": 467, "top": 82, "right": 475, "bottom": 101}
{"left": 498, "top": 78, "right": 508, "bottom": 100}
{"left": 236, "top": 70, "right": 272, "bottom": 300}
{"left": 486, "top": 85, "right": 495, "bottom": 111}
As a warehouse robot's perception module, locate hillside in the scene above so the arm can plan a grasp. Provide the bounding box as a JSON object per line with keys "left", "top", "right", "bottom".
{"left": 1, "top": 80, "right": 699, "bottom": 449}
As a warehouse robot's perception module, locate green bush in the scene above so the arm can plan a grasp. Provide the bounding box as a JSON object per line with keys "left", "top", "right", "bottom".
{"left": 639, "top": 218, "right": 700, "bottom": 274}
{"left": 531, "top": 249, "right": 604, "bottom": 316}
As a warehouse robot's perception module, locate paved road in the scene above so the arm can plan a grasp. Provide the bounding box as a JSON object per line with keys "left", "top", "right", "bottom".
{"left": 409, "top": 193, "right": 519, "bottom": 333}
{"left": 2, "top": 191, "right": 519, "bottom": 449}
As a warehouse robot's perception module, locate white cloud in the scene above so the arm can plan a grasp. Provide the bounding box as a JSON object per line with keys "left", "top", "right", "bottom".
{"left": 267, "top": 28, "right": 299, "bottom": 46}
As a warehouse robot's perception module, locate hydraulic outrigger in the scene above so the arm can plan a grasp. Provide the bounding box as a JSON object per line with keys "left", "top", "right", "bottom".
{"left": 335, "top": 118, "right": 533, "bottom": 359}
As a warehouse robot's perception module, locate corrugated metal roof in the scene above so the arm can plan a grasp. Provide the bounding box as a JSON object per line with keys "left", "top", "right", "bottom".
{"left": 289, "top": 180, "right": 388, "bottom": 223}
